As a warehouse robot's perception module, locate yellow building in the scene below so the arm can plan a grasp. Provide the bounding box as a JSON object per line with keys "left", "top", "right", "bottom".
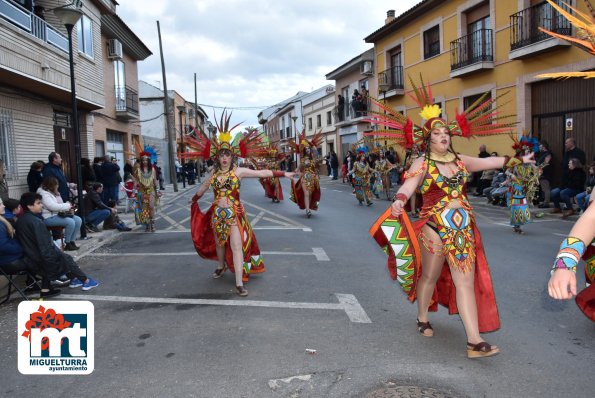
{"left": 365, "top": 0, "right": 594, "bottom": 185}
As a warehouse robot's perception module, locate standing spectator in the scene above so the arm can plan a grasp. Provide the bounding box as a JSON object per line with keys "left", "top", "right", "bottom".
{"left": 82, "top": 183, "right": 113, "bottom": 232}
{"left": 100, "top": 155, "right": 120, "bottom": 204}
{"left": 324, "top": 153, "right": 331, "bottom": 177}
{"left": 575, "top": 162, "right": 595, "bottom": 213}
{"left": 27, "top": 161, "right": 44, "bottom": 193}
{"left": 551, "top": 158, "right": 587, "bottom": 218}
{"left": 42, "top": 152, "right": 69, "bottom": 202}
{"left": 337, "top": 95, "right": 345, "bottom": 121}
{"left": 175, "top": 158, "right": 182, "bottom": 182}
{"left": 471, "top": 144, "right": 490, "bottom": 190}
{"left": 474, "top": 152, "right": 498, "bottom": 196}
{"left": 16, "top": 192, "right": 99, "bottom": 292}
{"left": 37, "top": 177, "right": 82, "bottom": 251}
{"left": 80, "top": 157, "right": 96, "bottom": 190}
{"left": 154, "top": 161, "right": 165, "bottom": 190}
{"left": 185, "top": 160, "right": 196, "bottom": 185}
{"left": 123, "top": 161, "right": 134, "bottom": 182}
{"left": 330, "top": 151, "right": 339, "bottom": 180}
{"left": 0, "top": 159, "right": 8, "bottom": 202}
{"left": 351, "top": 89, "right": 362, "bottom": 117}
{"left": 537, "top": 140, "right": 554, "bottom": 208}
{"left": 562, "top": 138, "right": 586, "bottom": 181}
{"left": 92, "top": 157, "right": 103, "bottom": 184}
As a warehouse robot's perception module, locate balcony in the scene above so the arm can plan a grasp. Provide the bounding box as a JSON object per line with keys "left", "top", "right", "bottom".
{"left": 509, "top": 0, "right": 571, "bottom": 60}
{"left": 450, "top": 29, "right": 494, "bottom": 78}
{"left": 378, "top": 66, "right": 404, "bottom": 97}
{"left": 115, "top": 86, "right": 139, "bottom": 120}
{"left": 0, "top": 0, "right": 68, "bottom": 53}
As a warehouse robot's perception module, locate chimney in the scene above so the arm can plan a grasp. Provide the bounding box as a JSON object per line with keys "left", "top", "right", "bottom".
{"left": 385, "top": 9, "right": 396, "bottom": 25}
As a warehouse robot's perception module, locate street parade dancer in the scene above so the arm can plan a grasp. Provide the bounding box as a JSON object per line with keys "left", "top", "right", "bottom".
{"left": 132, "top": 144, "right": 161, "bottom": 232}
{"left": 350, "top": 146, "right": 374, "bottom": 206}
{"left": 374, "top": 149, "right": 398, "bottom": 200}
{"left": 289, "top": 130, "right": 323, "bottom": 218}
{"left": 367, "top": 76, "right": 534, "bottom": 358}
{"left": 184, "top": 113, "right": 294, "bottom": 296}
{"left": 260, "top": 144, "right": 287, "bottom": 203}
{"left": 506, "top": 135, "right": 541, "bottom": 234}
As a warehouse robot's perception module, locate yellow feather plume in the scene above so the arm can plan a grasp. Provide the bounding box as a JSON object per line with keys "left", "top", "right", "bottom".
{"left": 419, "top": 104, "right": 441, "bottom": 120}
{"left": 219, "top": 131, "right": 232, "bottom": 143}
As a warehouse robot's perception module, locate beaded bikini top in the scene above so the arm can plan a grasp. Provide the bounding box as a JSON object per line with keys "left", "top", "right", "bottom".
{"left": 211, "top": 169, "right": 240, "bottom": 202}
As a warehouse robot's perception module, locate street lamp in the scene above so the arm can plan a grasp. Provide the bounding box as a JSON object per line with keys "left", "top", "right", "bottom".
{"left": 54, "top": 4, "right": 86, "bottom": 238}
{"left": 177, "top": 105, "right": 186, "bottom": 188}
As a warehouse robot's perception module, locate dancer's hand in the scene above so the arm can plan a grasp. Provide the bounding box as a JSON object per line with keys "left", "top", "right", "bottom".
{"left": 391, "top": 198, "right": 405, "bottom": 217}
{"left": 189, "top": 193, "right": 201, "bottom": 203}
{"left": 522, "top": 152, "right": 535, "bottom": 164}
{"left": 285, "top": 172, "right": 297, "bottom": 179}
{"left": 548, "top": 269, "right": 577, "bottom": 300}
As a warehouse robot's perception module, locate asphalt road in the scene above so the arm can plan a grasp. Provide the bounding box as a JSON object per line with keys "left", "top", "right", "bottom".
{"left": 0, "top": 176, "right": 592, "bottom": 398}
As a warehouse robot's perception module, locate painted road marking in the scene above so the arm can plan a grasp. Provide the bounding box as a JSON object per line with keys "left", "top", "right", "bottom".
{"left": 128, "top": 226, "right": 312, "bottom": 233}
{"left": 58, "top": 293, "right": 371, "bottom": 323}
{"left": 88, "top": 247, "right": 329, "bottom": 260}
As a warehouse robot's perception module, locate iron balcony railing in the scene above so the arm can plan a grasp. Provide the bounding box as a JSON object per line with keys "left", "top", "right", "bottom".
{"left": 378, "top": 65, "right": 404, "bottom": 93}
{"left": 510, "top": 0, "right": 572, "bottom": 50}
{"left": 115, "top": 86, "right": 139, "bottom": 114}
{"left": 450, "top": 28, "right": 493, "bottom": 70}
{"left": 0, "top": 0, "right": 68, "bottom": 53}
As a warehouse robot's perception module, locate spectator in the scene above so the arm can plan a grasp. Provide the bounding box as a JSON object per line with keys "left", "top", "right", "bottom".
{"left": 575, "top": 162, "right": 595, "bottom": 213}
{"left": 103, "top": 199, "right": 132, "bottom": 232}
{"left": 100, "top": 156, "right": 121, "bottom": 203}
{"left": 16, "top": 192, "right": 99, "bottom": 292}
{"left": 82, "top": 182, "right": 113, "bottom": 233}
{"left": 551, "top": 158, "right": 587, "bottom": 218}
{"left": 490, "top": 176, "right": 510, "bottom": 207}
{"left": 561, "top": 138, "right": 586, "bottom": 181}
{"left": 337, "top": 95, "right": 345, "bottom": 121}
{"left": 80, "top": 157, "right": 96, "bottom": 190}
{"left": 330, "top": 151, "right": 339, "bottom": 180}
{"left": 175, "top": 158, "right": 182, "bottom": 182}
{"left": 484, "top": 170, "right": 506, "bottom": 203}
{"left": 37, "top": 176, "right": 82, "bottom": 251}
{"left": 474, "top": 152, "right": 498, "bottom": 196}
{"left": 42, "top": 152, "right": 70, "bottom": 202}
{"left": 26, "top": 160, "right": 44, "bottom": 193}
{"left": 93, "top": 157, "right": 103, "bottom": 184}
{"left": 3, "top": 198, "right": 21, "bottom": 226}
{"left": 537, "top": 140, "right": 554, "bottom": 208}
{"left": 185, "top": 160, "right": 196, "bottom": 185}
{"left": 123, "top": 161, "right": 134, "bottom": 182}
{"left": 360, "top": 86, "right": 369, "bottom": 115}
{"left": 154, "top": 161, "right": 165, "bottom": 190}
{"left": 351, "top": 89, "right": 362, "bottom": 117}
{"left": 324, "top": 153, "right": 331, "bottom": 177}
{"left": 471, "top": 144, "right": 490, "bottom": 189}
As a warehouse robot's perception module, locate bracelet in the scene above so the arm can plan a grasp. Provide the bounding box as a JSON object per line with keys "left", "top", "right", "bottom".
{"left": 273, "top": 170, "right": 285, "bottom": 177}
{"left": 551, "top": 236, "right": 586, "bottom": 274}
{"left": 394, "top": 193, "right": 407, "bottom": 202}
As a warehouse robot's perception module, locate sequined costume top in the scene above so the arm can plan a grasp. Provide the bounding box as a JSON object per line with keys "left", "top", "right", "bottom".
{"left": 353, "top": 162, "right": 373, "bottom": 183}
{"left": 210, "top": 169, "right": 243, "bottom": 246}
{"left": 374, "top": 159, "right": 392, "bottom": 177}
{"left": 299, "top": 157, "right": 319, "bottom": 193}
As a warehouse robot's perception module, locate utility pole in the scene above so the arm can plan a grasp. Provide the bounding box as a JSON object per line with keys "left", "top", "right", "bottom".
{"left": 194, "top": 72, "right": 201, "bottom": 183}
{"left": 157, "top": 20, "right": 178, "bottom": 192}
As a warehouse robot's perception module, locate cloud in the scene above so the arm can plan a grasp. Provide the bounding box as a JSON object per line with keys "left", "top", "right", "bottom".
{"left": 117, "top": 0, "right": 419, "bottom": 125}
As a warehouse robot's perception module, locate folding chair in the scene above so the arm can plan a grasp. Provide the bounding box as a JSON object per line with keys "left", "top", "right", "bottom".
{"left": 0, "top": 263, "right": 41, "bottom": 304}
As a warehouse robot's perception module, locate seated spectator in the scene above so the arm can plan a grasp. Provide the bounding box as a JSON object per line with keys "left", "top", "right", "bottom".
{"left": 551, "top": 158, "right": 587, "bottom": 218}
{"left": 26, "top": 161, "right": 44, "bottom": 193}
{"left": 483, "top": 170, "right": 506, "bottom": 203}
{"left": 16, "top": 192, "right": 99, "bottom": 292}
{"left": 82, "top": 183, "right": 113, "bottom": 233}
{"left": 474, "top": 152, "right": 498, "bottom": 196}
{"left": 37, "top": 176, "right": 82, "bottom": 251}
{"left": 103, "top": 200, "right": 132, "bottom": 232}
{"left": 490, "top": 175, "right": 510, "bottom": 207}
{"left": 575, "top": 162, "right": 595, "bottom": 213}
{"left": 0, "top": 198, "right": 58, "bottom": 298}
{"left": 3, "top": 198, "right": 21, "bottom": 226}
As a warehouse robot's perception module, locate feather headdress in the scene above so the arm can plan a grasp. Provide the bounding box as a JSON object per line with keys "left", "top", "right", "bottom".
{"left": 288, "top": 129, "right": 324, "bottom": 156}
{"left": 364, "top": 75, "right": 516, "bottom": 150}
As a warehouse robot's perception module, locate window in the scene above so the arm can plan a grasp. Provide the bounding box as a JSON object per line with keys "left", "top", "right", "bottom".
{"left": 423, "top": 25, "right": 440, "bottom": 59}
{"left": 316, "top": 115, "right": 322, "bottom": 128}
{"left": 468, "top": 15, "right": 491, "bottom": 61}
{"left": 326, "top": 111, "right": 332, "bottom": 126}
{"left": 95, "top": 140, "right": 105, "bottom": 157}
{"left": 0, "top": 109, "right": 17, "bottom": 178}
{"left": 77, "top": 15, "right": 94, "bottom": 58}
{"left": 114, "top": 60, "right": 126, "bottom": 111}
{"left": 308, "top": 118, "right": 313, "bottom": 130}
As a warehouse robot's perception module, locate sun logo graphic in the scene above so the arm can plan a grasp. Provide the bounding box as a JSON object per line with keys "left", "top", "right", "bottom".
{"left": 18, "top": 301, "right": 94, "bottom": 375}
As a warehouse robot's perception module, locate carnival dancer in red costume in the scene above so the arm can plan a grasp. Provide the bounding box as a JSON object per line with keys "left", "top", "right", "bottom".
{"left": 260, "top": 145, "right": 287, "bottom": 203}
{"left": 289, "top": 131, "right": 323, "bottom": 218}
{"left": 367, "top": 76, "right": 534, "bottom": 358}
{"left": 184, "top": 113, "right": 295, "bottom": 297}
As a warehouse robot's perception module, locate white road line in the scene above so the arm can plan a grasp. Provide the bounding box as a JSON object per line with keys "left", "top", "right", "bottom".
{"left": 333, "top": 190, "right": 342, "bottom": 192}
{"left": 159, "top": 213, "right": 185, "bottom": 230}
{"left": 58, "top": 293, "right": 371, "bottom": 323}
{"left": 89, "top": 248, "right": 329, "bottom": 260}
{"left": 249, "top": 211, "right": 266, "bottom": 226}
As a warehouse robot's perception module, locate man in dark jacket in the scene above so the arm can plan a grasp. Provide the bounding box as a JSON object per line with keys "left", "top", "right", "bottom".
{"left": 330, "top": 151, "right": 339, "bottom": 180}
{"left": 100, "top": 156, "right": 121, "bottom": 204}
{"left": 16, "top": 192, "right": 99, "bottom": 291}
{"left": 83, "top": 183, "right": 113, "bottom": 232}
{"left": 562, "top": 138, "right": 586, "bottom": 181}
{"left": 42, "top": 152, "right": 70, "bottom": 202}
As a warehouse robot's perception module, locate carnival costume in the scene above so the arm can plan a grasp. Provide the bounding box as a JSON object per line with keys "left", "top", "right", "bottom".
{"left": 506, "top": 136, "right": 540, "bottom": 234}
{"left": 366, "top": 76, "right": 517, "bottom": 333}
{"left": 351, "top": 149, "right": 374, "bottom": 206}
{"left": 183, "top": 113, "right": 269, "bottom": 283}
{"left": 373, "top": 155, "right": 394, "bottom": 199}
{"left": 289, "top": 131, "right": 323, "bottom": 218}
{"left": 132, "top": 145, "right": 160, "bottom": 232}
{"left": 260, "top": 145, "right": 286, "bottom": 203}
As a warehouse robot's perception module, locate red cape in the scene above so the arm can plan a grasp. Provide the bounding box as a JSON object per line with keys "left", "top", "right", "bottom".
{"left": 290, "top": 177, "right": 321, "bottom": 210}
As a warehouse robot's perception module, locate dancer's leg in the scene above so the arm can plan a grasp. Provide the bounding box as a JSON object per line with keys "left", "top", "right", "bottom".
{"left": 416, "top": 225, "right": 445, "bottom": 323}
{"left": 450, "top": 266, "right": 482, "bottom": 345}
{"left": 229, "top": 225, "right": 245, "bottom": 288}
{"left": 302, "top": 181, "right": 311, "bottom": 211}
{"left": 213, "top": 230, "right": 226, "bottom": 270}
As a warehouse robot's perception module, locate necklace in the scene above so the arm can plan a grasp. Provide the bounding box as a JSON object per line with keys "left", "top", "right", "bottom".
{"left": 429, "top": 151, "right": 456, "bottom": 163}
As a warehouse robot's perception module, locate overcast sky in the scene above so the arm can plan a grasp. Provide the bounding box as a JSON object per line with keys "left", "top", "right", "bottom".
{"left": 117, "top": 0, "right": 420, "bottom": 128}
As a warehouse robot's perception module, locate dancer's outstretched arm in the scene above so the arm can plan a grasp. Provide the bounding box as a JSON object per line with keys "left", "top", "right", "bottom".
{"left": 235, "top": 167, "right": 296, "bottom": 180}
{"left": 190, "top": 171, "right": 214, "bottom": 202}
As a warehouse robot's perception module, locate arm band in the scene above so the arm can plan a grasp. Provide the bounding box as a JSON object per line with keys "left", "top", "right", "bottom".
{"left": 273, "top": 170, "right": 285, "bottom": 177}
{"left": 394, "top": 193, "right": 408, "bottom": 202}
{"left": 551, "top": 237, "right": 586, "bottom": 274}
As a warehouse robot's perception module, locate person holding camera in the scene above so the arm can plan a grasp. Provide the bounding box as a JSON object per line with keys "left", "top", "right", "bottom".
{"left": 82, "top": 182, "right": 114, "bottom": 233}
{"left": 37, "top": 176, "right": 82, "bottom": 251}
